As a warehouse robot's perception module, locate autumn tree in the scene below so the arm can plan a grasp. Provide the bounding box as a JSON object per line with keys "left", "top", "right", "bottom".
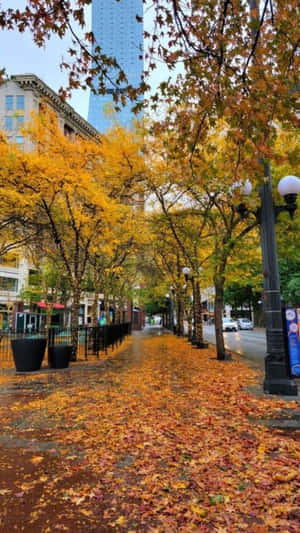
{"left": 0, "top": 109, "right": 129, "bottom": 355}
{"left": 87, "top": 212, "right": 143, "bottom": 327}
{"left": 20, "top": 243, "right": 71, "bottom": 329}
{"left": 142, "top": 220, "right": 188, "bottom": 336}
{"left": 144, "top": 118, "right": 263, "bottom": 358}
{"left": 0, "top": 133, "right": 40, "bottom": 259}
{"left": 1, "top": 104, "right": 147, "bottom": 352}
{"left": 143, "top": 132, "right": 215, "bottom": 343}
{"left": 272, "top": 126, "right": 300, "bottom": 306}
{"left": 85, "top": 122, "right": 146, "bottom": 325}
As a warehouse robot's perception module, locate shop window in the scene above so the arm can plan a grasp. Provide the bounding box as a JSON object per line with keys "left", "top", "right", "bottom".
{"left": 28, "top": 269, "right": 38, "bottom": 285}
{"left": 0, "top": 277, "right": 19, "bottom": 292}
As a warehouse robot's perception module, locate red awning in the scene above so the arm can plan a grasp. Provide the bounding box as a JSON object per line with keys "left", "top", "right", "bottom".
{"left": 37, "top": 301, "right": 65, "bottom": 309}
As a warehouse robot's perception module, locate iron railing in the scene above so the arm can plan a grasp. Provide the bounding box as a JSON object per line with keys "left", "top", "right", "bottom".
{"left": 48, "top": 323, "right": 132, "bottom": 359}
{"left": 0, "top": 322, "right": 132, "bottom": 366}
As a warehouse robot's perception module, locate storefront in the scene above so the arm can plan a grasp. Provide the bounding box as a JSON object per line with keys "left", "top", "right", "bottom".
{"left": 15, "top": 311, "right": 45, "bottom": 332}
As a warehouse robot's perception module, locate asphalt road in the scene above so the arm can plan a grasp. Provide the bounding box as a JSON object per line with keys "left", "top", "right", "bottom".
{"left": 203, "top": 325, "right": 266, "bottom": 366}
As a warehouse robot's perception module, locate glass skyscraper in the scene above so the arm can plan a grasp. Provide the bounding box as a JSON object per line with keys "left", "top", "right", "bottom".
{"left": 88, "top": 0, "right": 143, "bottom": 132}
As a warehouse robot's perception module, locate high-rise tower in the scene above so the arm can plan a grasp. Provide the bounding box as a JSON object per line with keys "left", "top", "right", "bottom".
{"left": 88, "top": 0, "right": 143, "bottom": 132}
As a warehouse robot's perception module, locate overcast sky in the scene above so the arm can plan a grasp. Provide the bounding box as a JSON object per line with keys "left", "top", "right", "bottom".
{"left": 0, "top": 1, "right": 171, "bottom": 122}
{"left": 0, "top": 0, "right": 91, "bottom": 118}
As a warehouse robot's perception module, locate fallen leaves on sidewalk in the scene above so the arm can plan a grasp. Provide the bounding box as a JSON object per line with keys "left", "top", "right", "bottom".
{"left": 0, "top": 334, "right": 299, "bottom": 532}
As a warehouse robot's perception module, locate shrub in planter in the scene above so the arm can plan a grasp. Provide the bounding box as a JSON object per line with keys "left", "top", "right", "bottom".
{"left": 11, "top": 338, "right": 47, "bottom": 372}
{"left": 48, "top": 344, "right": 72, "bottom": 369}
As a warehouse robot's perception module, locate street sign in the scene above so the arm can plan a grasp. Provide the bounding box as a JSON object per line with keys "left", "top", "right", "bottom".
{"left": 286, "top": 308, "right": 300, "bottom": 376}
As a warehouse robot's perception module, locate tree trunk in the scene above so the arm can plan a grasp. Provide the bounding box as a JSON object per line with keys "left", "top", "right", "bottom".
{"left": 112, "top": 295, "right": 116, "bottom": 323}
{"left": 179, "top": 293, "right": 184, "bottom": 335}
{"left": 176, "top": 291, "right": 184, "bottom": 336}
{"left": 103, "top": 292, "right": 110, "bottom": 324}
{"left": 194, "top": 280, "right": 205, "bottom": 347}
{"left": 46, "top": 305, "right": 53, "bottom": 329}
{"left": 187, "top": 314, "right": 193, "bottom": 339}
{"left": 248, "top": 300, "right": 252, "bottom": 321}
{"left": 70, "top": 287, "right": 81, "bottom": 360}
{"left": 115, "top": 303, "right": 121, "bottom": 324}
{"left": 214, "top": 276, "right": 228, "bottom": 360}
{"left": 92, "top": 291, "right": 99, "bottom": 326}
{"left": 118, "top": 300, "right": 125, "bottom": 323}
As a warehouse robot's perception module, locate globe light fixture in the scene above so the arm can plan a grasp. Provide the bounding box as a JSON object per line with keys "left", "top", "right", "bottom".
{"left": 241, "top": 179, "right": 253, "bottom": 196}
{"left": 231, "top": 179, "right": 252, "bottom": 196}
{"left": 182, "top": 266, "right": 191, "bottom": 279}
{"left": 277, "top": 175, "right": 300, "bottom": 219}
{"left": 278, "top": 175, "right": 300, "bottom": 196}
{"left": 234, "top": 180, "right": 253, "bottom": 218}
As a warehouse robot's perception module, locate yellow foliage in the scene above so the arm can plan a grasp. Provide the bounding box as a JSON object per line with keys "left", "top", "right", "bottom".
{"left": 0, "top": 105, "right": 147, "bottom": 313}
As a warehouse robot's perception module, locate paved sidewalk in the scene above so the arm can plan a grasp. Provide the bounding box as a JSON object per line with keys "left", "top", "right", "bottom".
{"left": 0, "top": 329, "right": 299, "bottom": 532}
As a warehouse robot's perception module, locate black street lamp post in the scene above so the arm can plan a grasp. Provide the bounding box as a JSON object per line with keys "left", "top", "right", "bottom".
{"left": 165, "top": 292, "right": 174, "bottom": 331}
{"left": 239, "top": 166, "right": 300, "bottom": 395}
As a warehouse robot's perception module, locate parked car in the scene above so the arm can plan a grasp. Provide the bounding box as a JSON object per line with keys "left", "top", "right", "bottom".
{"left": 237, "top": 318, "right": 253, "bottom": 330}
{"left": 222, "top": 318, "right": 238, "bottom": 332}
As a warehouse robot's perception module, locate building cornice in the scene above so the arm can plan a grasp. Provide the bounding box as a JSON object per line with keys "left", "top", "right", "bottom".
{"left": 11, "top": 74, "right": 100, "bottom": 141}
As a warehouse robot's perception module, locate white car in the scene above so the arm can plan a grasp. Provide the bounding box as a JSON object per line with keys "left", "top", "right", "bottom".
{"left": 222, "top": 318, "right": 238, "bottom": 332}
{"left": 237, "top": 318, "right": 253, "bottom": 330}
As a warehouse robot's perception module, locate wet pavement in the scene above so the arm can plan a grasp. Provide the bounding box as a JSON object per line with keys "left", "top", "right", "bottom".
{"left": 203, "top": 325, "right": 266, "bottom": 366}
{"left": 0, "top": 328, "right": 299, "bottom": 532}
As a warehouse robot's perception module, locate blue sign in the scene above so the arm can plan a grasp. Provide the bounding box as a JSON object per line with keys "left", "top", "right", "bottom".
{"left": 286, "top": 308, "right": 300, "bottom": 377}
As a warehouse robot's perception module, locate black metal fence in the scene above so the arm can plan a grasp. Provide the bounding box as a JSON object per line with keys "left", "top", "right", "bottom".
{"left": 48, "top": 323, "right": 132, "bottom": 360}
{"left": 0, "top": 323, "right": 132, "bottom": 367}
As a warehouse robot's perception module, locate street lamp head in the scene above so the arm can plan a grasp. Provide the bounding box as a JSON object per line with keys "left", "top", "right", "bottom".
{"left": 278, "top": 175, "right": 300, "bottom": 196}
{"left": 242, "top": 179, "right": 253, "bottom": 196}
{"left": 182, "top": 266, "right": 191, "bottom": 282}
{"left": 234, "top": 180, "right": 252, "bottom": 219}
{"left": 278, "top": 175, "right": 300, "bottom": 220}
{"left": 231, "top": 179, "right": 252, "bottom": 196}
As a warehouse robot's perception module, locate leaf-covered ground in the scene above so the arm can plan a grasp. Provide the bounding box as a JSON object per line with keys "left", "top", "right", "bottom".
{"left": 0, "top": 331, "right": 299, "bottom": 532}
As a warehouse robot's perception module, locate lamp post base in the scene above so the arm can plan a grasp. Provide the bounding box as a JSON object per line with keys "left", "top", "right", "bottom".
{"left": 189, "top": 333, "right": 197, "bottom": 344}
{"left": 191, "top": 338, "right": 209, "bottom": 349}
{"left": 263, "top": 360, "right": 298, "bottom": 396}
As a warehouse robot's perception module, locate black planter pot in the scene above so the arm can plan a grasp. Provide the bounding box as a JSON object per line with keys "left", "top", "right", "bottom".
{"left": 11, "top": 338, "right": 47, "bottom": 372}
{"left": 48, "top": 344, "right": 72, "bottom": 369}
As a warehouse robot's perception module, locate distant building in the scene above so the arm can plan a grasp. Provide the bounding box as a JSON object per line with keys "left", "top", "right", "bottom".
{"left": 88, "top": 0, "right": 143, "bottom": 132}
